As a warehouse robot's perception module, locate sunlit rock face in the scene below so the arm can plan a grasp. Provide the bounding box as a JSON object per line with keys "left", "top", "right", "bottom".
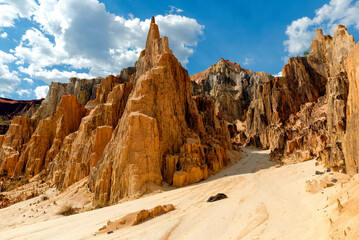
{"left": 89, "top": 17, "right": 231, "bottom": 206}
{"left": 344, "top": 42, "right": 359, "bottom": 175}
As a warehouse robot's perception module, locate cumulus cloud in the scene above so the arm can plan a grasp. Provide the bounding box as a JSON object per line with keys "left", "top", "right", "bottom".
{"left": 19, "top": 65, "right": 93, "bottom": 84}
{"left": 34, "top": 85, "right": 49, "bottom": 99}
{"left": 0, "top": 50, "right": 19, "bottom": 95}
{"left": 16, "top": 89, "right": 31, "bottom": 97}
{"left": 13, "top": 0, "right": 203, "bottom": 79}
{"left": 0, "top": 32, "right": 7, "bottom": 38}
{"left": 23, "top": 78, "right": 33, "bottom": 84}
{"left": 0, "top": 0, "right": 204, "bottom": 98}
{"left": 0, "top": 64, "right": 20, "bottom": 94}
{"left": 273, "top": 71, "right": 283, "bottom": 77}
{"left": 284, "top": 0, "right": 359, "bottom": 58}
{"left": 0, "top": 0, "right": 38, "bottom": 27}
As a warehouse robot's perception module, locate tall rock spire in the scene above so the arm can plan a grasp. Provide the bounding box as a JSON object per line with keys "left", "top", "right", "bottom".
{"left": 145, "top": 17, "right": 160, "bottom": 49}
{"left": 135, "top": 16, "right": 171, "bottom": 79}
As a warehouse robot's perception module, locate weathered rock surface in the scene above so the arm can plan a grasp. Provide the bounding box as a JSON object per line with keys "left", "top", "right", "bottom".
{"left": 32, "top": 77, "right": 101, "bottom": 119}
{"left": 246, "top": 25, "right": 355, "bottom": 167}
{"left": 344, "top": 42, "right": 359, "bottom": 175}
{"left": 191, "top": 59, "right": 272, "bottom": 122}
{"left": 0, "top": 117, "right": 39, "bottom": 176}
{"left": 50, "top": 76, "right": 134, "bottom": 189}
{"left": 13, "top": 95, "right": 86, "bottom": 178}
{"left": 97, "top": 204, "right": 175, "bottom": 234}
{"left": 89, "top": 17, "right": 231, "bottom": 206}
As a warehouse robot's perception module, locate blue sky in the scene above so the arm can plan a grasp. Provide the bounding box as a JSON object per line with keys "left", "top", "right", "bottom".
{"left": 0, "top": 0, "right": 359, "bottom": 100}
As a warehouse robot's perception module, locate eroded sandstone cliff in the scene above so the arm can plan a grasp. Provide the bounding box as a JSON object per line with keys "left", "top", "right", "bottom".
{"left": 245, "top": 25, "right": 354, "bottom": 169}
{"left": 89, "top": 17, "right": 231, "bottom": 206}
{"left": 0, "top": 17, "right": 232, "bottom": 207}
{"left": 344, "top": 42, "right": 359, "bottom": 175}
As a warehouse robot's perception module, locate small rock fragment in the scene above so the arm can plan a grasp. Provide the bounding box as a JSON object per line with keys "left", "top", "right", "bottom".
{"left": 207, "top": 193, "right": 228, "bottom": 202}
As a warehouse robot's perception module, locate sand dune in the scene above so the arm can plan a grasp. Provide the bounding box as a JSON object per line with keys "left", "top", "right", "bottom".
{"left": 0, "top": 147, "right": 357, "bottom": 240}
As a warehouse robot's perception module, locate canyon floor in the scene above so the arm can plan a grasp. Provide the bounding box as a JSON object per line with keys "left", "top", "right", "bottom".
{"left": 0, "top": 147, "right": 357, "bottom": 240}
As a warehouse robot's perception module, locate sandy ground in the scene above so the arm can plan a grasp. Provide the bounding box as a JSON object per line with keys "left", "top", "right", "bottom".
{"left": 0, "top": 147, "right": 357, "bottom": 240}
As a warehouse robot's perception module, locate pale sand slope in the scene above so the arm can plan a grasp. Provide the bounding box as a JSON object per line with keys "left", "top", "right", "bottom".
{"left": 0, "top": 147, "right": 356, "bottom": 240}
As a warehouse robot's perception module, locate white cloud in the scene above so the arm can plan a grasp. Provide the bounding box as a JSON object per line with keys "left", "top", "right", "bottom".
{"left": 273, "top": 71, "right": 283, "bottom": 77}
{"left": 0, "top": 0, "right": 38, "bottom": 27}
{"left": 16, "top": 89, "right": 31, "bottom": 97}
{"left": 0, "top": 64, "right": 20, "bottom": 94}
{"left": 19, "top": 65, "right": 94, "bottom": 84}
{"left": 23, "top": 78, "right": 33, "bottom": 84}
{"left": 243, "top": 57, "right": 254, "bottom": 66}
{"left": 284, "top": 0, "right": 359, "bottom": 57}
{"left": 10, "top": 0, "right": 203, "bottom": 81}
{"left": 0, "top": 50, "right": 16, "bottom": 63}
{"left": 169, "top": 6, "right": 184, "bottom": 14}
{"left": 0, "top": 32, "right": 7, "bottom": 38}
{"left": 34, "top": 85, "right": 49, "bottom": 99}
{"left": 0, "top": 0, "right": 204, "bottom": 97}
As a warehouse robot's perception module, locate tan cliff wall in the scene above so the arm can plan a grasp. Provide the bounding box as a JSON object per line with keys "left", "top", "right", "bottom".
{"left": 32, "top": 77, "right": 102, "bottom": 120}
{"left": 245, "top": 25, "right": 355, "bottom": 169}
{"left": 0, "top": 17, "right": 233, "bottom": 208}
{"left": 89, "top": 17, "right": 232, "bottom": 206}
{"left": 344, "top": 42, "right": 359, "bottom": 175}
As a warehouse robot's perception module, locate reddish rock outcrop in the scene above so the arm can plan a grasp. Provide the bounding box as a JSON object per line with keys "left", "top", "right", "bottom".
{"left": 0, "top": 98, "right": 43, "bottom": 134}
{"left": 344, "top": 42, "right": 359, "bottom": 175}
{"left": 89, "top": 17, "right": 231, "bottom": 206}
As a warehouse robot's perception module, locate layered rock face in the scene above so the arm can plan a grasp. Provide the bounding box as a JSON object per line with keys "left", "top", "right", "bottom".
{"left": 0, "top": 98, "right": 43, "bottom": 134}
{"left": 32, "top": 77, "right": 102, "bottom": 119}
{"left": 89, "top": 17, "right": 231, "bottom": 206}
{"left": 191, "top": 59, "right": 272, "bottom": 122}
{"left": 344, "top": 42, "right": 359, "bottom": 175}
{"left": 246, "top": 25, "right": 355, "bottom": 167}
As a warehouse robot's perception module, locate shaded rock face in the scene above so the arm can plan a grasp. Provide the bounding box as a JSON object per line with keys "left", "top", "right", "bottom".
{"left": 245, "top": 25, "right": 354, "bottom": 167}
{"left": 32, "top": 77, "right": 102, "bottom": 119}
{"left": 246, "top": 56, "right": 327, "bottom": 149}
{"left": 13, "top": 95, "right": 87, "bottom": 178}
{"left": 0, "top": 98, "right": 43, "bottom": 135}
{"left": 344, "top": 42, "right": 359, "bottom": 175}
{"left": 0, "top": 117, "right": 39, "bottom": 176}
{"left": 191, "top": 59, "right": 272, "bottom": 122}
{"left": 89, "top": 17, "right": 231, "bottom": 206}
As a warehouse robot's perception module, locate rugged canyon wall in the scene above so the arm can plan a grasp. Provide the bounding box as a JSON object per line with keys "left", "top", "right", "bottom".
{"left": 191, "top": 59, "right": 272, "bottom": 123}
{"left": 190, "top": 25, "right": 356, "bottom": 170}
{"left": 0, "top": 17, "right": 232, "bottom": 207}
{"left": 89, "top": 17, "right": 231, "bottom": 206}
{"left": 245, "top": 25, "right": 355, "bottom": 168}
{"left": 344, "top": 42, "right": 359, "bottom": 175}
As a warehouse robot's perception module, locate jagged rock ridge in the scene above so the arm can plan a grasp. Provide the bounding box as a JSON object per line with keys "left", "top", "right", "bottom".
{"left": 0, "top": 17, "right": 232, "bottom": 207}
{"left": 191, "top": 25, "right": 356, "bottom": 172}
